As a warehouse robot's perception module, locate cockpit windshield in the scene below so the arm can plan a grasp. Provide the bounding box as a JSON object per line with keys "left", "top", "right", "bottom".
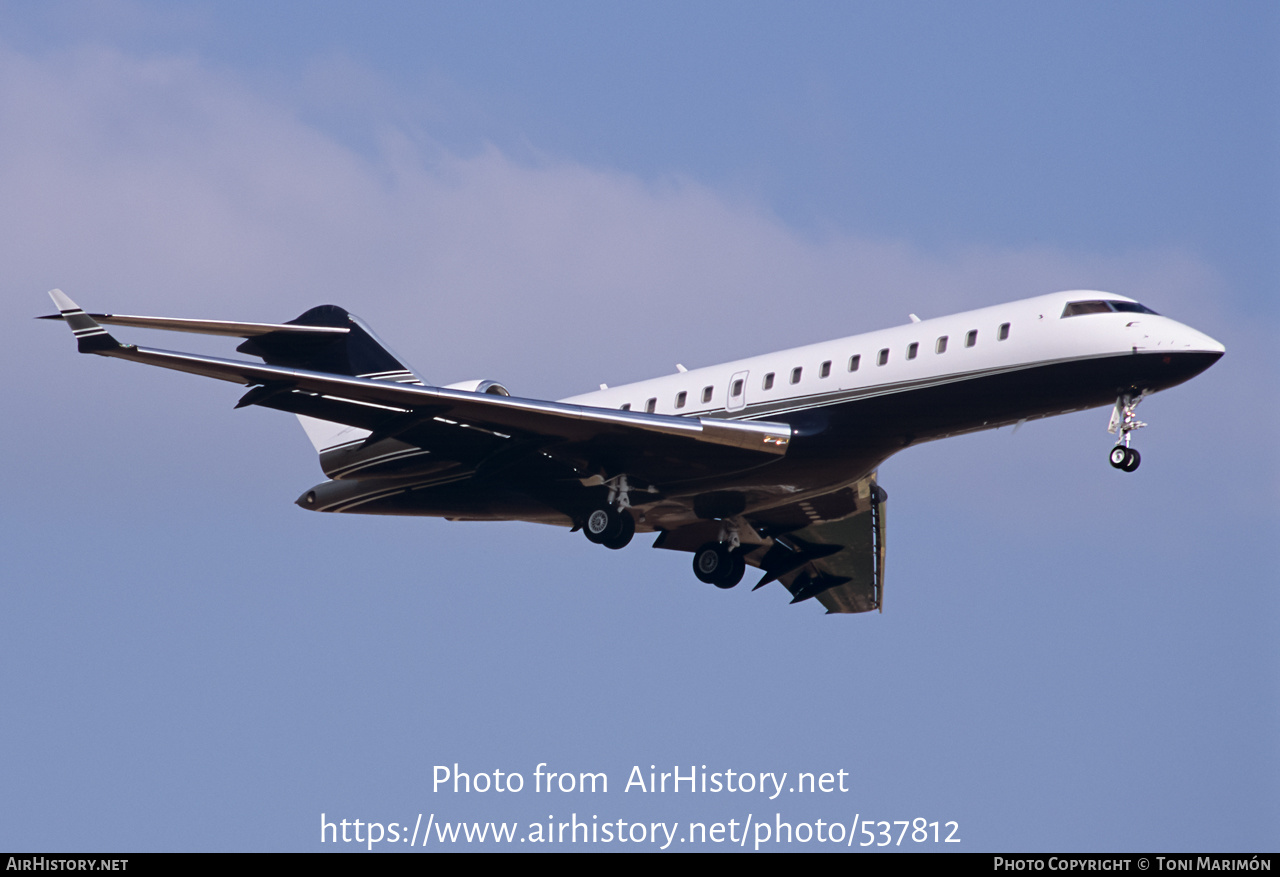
{"left": 1109, "top": 301, "right": 1160, "bottom": 315}
{"left": 1061, "top": 300, "right": 1160, "bottom": 318}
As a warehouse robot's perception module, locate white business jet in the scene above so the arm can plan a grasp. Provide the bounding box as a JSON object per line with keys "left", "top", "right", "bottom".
{"left": 43, "top": 288, "right": 1223, "bottom": 613}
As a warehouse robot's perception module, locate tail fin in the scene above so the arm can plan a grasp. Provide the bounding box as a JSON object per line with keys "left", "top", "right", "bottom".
{"left": 42, "top": 293, "right": 421, "bottom": 457}
{"left": 236, "top": 304, "right": 423, "bottom": 384}
{"left": 235, "top": 305, "right": 424, "bottom": 456}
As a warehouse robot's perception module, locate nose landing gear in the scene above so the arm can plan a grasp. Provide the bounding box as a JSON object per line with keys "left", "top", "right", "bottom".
{"left": 1107, "top": 393, "right": 1146, "bottom": 472}
{"left": 1109, "top": 444, "right": 1141, "bottom": 472}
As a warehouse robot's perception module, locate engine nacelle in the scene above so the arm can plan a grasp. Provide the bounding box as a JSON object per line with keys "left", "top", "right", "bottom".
{"left": 441, "top": 379, "right": 511, "bottom": 396}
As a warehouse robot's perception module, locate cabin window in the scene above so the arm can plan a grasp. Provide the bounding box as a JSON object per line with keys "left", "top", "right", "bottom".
{"left": 620, "top": 403, "right": 631, "bottom": 411}
{"left": 820, "top": 360, "right": 831, "bottom": 378}
{"left": 763, "top": 372, "right": 775, "bottom": 390}
{"left": 702, "top": 386, "right": 713, "bottom": 403}
{"left": 877, "top": 348, "right": 889, "bottom": 366}
{"left": 790, "top": 367, "right": 803, "bottom": 384}
{"left": 731, "top": 379, "right": 743, "bottom": 397}
{"left": 936, "top": 336, "right": 948, "bottom": 354}
{"left": 675, "top": 391, "right": 687, "bottom": 409}
{"left": 645, "top": 397, "right": 656, "bottom": 413}
{"left": 848, "top": 354, "right": 861, "bottom": 372}
{"left": 998, "top": 322, "right": 1010, "bottom": 341}
{"left": 907, "top": 342, "right": 919, "bottom": 360}
{"left": 965, "top": 330, "right": 978, "bottom": 348}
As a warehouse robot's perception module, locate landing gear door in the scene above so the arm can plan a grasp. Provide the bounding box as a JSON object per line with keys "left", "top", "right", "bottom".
{"left": 726, "top": 370, "right": 749, "bottom": 413}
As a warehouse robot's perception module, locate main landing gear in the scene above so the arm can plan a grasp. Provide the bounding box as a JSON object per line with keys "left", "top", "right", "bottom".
{"left": 689, "top": 520, "right": 748, "bottom": 589}
{"left": 692, "top": 542, "right": 746, "bottom": 589}
{"left": 583, "top": 505, "right": 635, "bottom": 550}
{"left": 1107, "top": 393, "right": 1146, "bottom": 472}
{"left": 577, "top": 474, "right": 752, "bottom": 589}
{"left": 581, "top": 475, "right": 636, "bottom": 550}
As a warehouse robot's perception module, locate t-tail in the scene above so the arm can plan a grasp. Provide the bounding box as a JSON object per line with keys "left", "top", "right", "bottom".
{"left": 233, "top": 304, "right": 425, "bottom": 458}
{"left": 234, "top": 304, "right": 422, "bottom": 386}
{"left": 41, "top": 290, "right": 424, "bottom": 465}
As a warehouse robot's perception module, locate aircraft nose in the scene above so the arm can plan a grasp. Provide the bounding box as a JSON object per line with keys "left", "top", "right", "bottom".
{"left": 1157, "top": 322, "right": 1225, "bottom": 387}
{"left": 1197, "top": 332, "right": 1226, "bottom": 356}
{"left": 1139, "top": 316, "right": 1225, "bottom": 357}
{"left": 1175, "top": 323, "right": 1225, "bottom": 357}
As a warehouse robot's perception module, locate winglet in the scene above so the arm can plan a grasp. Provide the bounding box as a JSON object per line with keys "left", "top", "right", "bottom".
{"left": 46, "top": 290, "right": 122, "bottom": 354}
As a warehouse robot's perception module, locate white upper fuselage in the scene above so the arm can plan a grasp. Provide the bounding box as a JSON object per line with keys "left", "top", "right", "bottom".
{"left": 560, "top": 290, "right": 1224, "bottom": 423}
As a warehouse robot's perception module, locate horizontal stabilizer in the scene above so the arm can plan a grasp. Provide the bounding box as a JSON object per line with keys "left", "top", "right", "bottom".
{"left": 38, "top": 310, "right": 349, "bottom": 339}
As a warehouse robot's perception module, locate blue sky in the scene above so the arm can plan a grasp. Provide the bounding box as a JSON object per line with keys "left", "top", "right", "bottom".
{"left": 2, "top": 1, "right": 1275, "bottom": 852}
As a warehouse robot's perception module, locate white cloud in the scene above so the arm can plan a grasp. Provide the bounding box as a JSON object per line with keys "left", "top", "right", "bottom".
{"left": 2, "top": 44, "right": 1226, "bottom": 400}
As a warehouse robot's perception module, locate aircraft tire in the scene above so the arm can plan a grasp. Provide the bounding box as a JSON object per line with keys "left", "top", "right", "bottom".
{"left": 602, "top": 510, "right": 635, "bottom": 550}
{"left": 583, "top": 507, "right": 621, "bottom": 544}
{"left": 1122, "top": 447, "right": 1141, "bottom": 472}
{"left": 713, "top": 552, "right": 746, "bottom": 589}
{"left": 1109, "top": 446, "right": 1129, "bottom": 469}
{"left": 693, "top": 542, "right": 731, "bottom": 585}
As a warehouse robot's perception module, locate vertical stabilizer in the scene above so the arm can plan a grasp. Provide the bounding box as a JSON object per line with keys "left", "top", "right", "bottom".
{"left": 236, "top": 304, "right": 423, "bottom": 383}
{"left": 234, "top": 305, "right": 425, "bottom": 457}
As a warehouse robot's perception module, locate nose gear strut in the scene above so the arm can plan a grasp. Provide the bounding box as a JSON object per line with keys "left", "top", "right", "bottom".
{"left": 1107, "top": 393, "right": 1147, "bottom": 472}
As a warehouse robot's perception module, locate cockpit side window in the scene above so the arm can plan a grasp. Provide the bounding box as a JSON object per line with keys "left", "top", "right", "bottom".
{"left": 1062, "top": 300, "right": 1160, "bottom": 317}
{"left": 1110, "top": 301, "right": 1159, "bottom": 315}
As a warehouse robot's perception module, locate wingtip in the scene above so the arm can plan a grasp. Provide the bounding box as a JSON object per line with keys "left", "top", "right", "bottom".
{"left": 48, "top": 288, "right": 77, "bottom": 311}
{"left": 43, "top": 290, "right": 121, "bottom": 353}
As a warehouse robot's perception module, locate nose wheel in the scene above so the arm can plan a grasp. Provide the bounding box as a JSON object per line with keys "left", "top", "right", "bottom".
{"left": 1109, "top": 445, "right": 1141, "bottom": 472}
{"left": 1106, "top": 393, "right": 1147, "bottom": 473}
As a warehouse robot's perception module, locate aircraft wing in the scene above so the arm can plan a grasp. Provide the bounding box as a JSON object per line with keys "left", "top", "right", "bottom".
{"left": 768, "top": 498, "right": 886, "bottom": 613}
{"left": 654, "top": 475, "right": 886, "bottom": 614}
{"left": 44, "top": 291, "right": 792, "bottom": 484}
